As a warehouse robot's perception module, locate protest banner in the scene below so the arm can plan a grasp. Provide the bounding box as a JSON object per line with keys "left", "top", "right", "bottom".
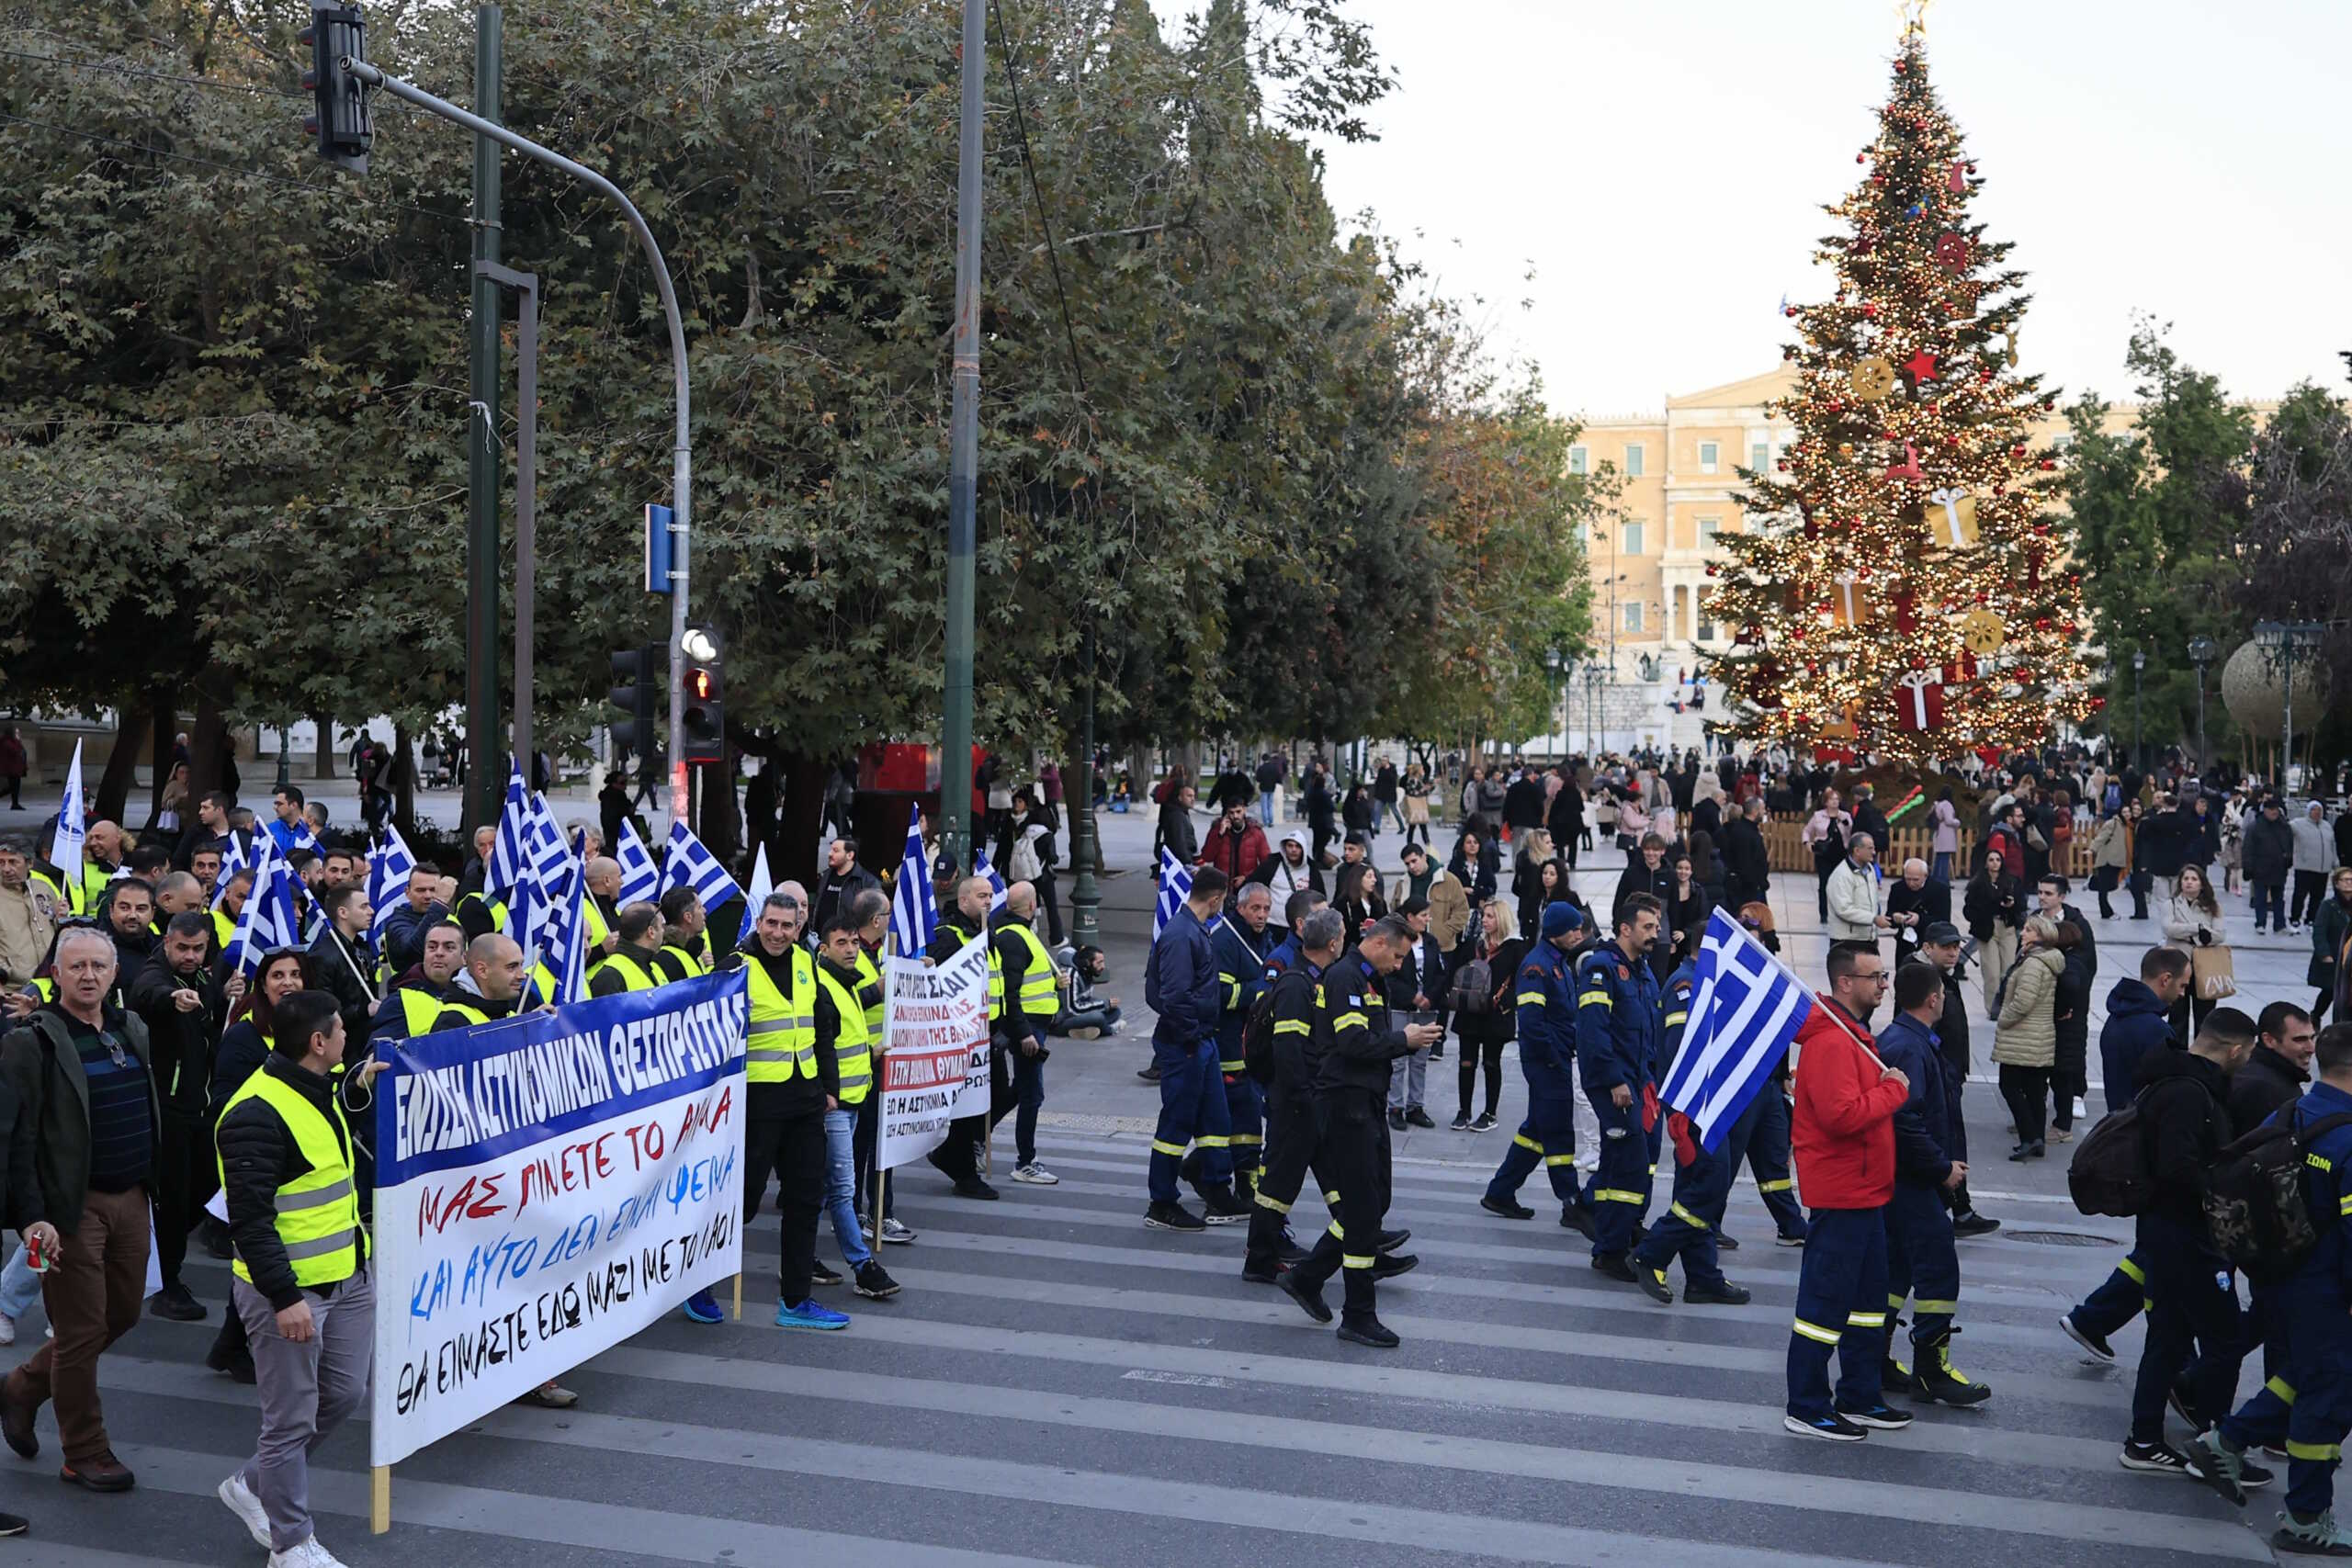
{"left": 368, "top": 969, "right": 749, "bottom": 1524}
{"left": 876, "top": 933, "right": 993, "bottom": 1170}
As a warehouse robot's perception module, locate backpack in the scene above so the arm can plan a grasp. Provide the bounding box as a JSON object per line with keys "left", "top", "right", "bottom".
{"left": 2203, "top": 1110, "right": 2352, "bottom": 1284}
{"left": 1241, "top": 984, "right": 1283, "bottom": 1085}
{"left": 2068, "top": 1093, "right": 2160, "bottom": 1217}
{"left": 1449, "top": 952, "right": 1495, "bottom": 1015}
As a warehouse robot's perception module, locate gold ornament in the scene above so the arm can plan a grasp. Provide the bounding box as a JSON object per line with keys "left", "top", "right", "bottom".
{"left": 1850, "top": 356, "right": 1897, "bottom": 402}
{"left": 1925, "top": 486, "right": 1979, "bottom": 548}
{"left": 2005, "top": 325, "right": 2021, "bottom": 368}
{"left": 1958, "top": 609, "right": 2006, "bottom": 655}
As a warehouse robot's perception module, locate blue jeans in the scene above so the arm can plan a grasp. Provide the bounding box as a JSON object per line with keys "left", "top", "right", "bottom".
{"left": 1930, "top": 851, "right": 1952, "bottom": 884}
{"left": 1258, "top": 793, "right": 1275, "bottom": 827}
{"left": 821, "top": 1108, "right": 872, "bottom": 1269}
{"left": 2252, "top": 880, "right": 2286, "bottom": 931}
{"left": 0, "top": 1245, "right": 37, "bottom": 1320}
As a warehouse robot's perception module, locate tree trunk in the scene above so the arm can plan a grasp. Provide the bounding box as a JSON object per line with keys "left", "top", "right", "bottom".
{"left": 311, "top": 713, "right": 334, "bottom": 780}
{"left": 145, "top": 684, "right": 175, "bottom": 829}
{"left": 93, "top": 702, "right": 142, "bottom": 828}
{"left": 187, "top": 680, "right": 236, "bottom": 807}
{"left": 778, "top": 753, "right": 831, "bottom": 895}
{"left": 391, "top": 722, "right": 417, "bottom": 839}
{"left": 696, "top": 757, "right": 742, "bottom": 867}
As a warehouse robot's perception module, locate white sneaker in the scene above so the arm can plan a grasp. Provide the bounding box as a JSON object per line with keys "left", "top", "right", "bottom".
{"left": 268, "top": 1536, "right": 352, "bottom": 1568}
{"left": 1012, "top": 1163, "right": 1060, "bottom": 1185}
{"left": 218, "top": 1472, "right": 273, "bottom": 1549}
{"left": 878, "top": 1218, "right": 916, "bottom": 1245}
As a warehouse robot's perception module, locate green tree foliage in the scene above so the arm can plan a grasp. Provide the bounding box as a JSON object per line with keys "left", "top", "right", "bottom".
{"left": 0, "top": 0, "right": 1589, "bottom": 814}
{"left": 2060, "top": 322, "right": 2253, "bottom": 756}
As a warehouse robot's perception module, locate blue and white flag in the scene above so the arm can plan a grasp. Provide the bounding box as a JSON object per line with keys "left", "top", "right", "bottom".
{"left": 614, "top": 819, "right": 660, "bottom": 908}
{"left": 1153, "top": 845, "right": 1193, "bottom": 942}
{"left": 737, "top": 843, "right": 774, "bottom": 944}
{"left": 222, "top": 834, "right": 305, "bottom": 977}
{"left": 525, "top": 790, "right": 570, "bottom": 886}
{"left": 367, "top": 825, "right": 418, "bottom": 942}
{"left": 526, "top": 854, "right": 592, "bottom": 1008}
{"left": 972, "top": 843, "right": 1008, "bottom": 913}
{"left": 211, "top": 829, "right": 254, "bottom": 905}
{"left": 888, "top": 803, "right": 936, "bottom": 957}
{"left": 1660, "top": 908, "right": 1815, "bottom": 1152}
{"left": 51, "top": 740, "right": 85, "bottom": 905}
{"left": 486, "top": 757, "right": 533, "bottom": 897}
{"left": 658, "top": 818, "right": 742, "bottom": 913}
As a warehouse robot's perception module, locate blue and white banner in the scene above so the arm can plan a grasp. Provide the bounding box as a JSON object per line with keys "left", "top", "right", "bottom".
{"left": 1153, "top": 846, "right": 1193, "bottom": 941}
{"left": 1660, "top": 908, "right": 1814, "bottom": 1151}
{"left": 889, "top": 802, "right": 936, "bottom": 957}
{"left": 51, "top": 740, "right": 85, "bottom": 906}
{"left": 369, "top": 969, "right": 748, "bottom": 1466}
{"left": 615, "top": 819, "right": 661, "bottom": 908}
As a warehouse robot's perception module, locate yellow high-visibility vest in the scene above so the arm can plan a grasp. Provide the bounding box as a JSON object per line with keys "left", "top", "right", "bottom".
{"left": 216, "top": 1069, "right": 368, "bottom": 1289}
{"left": 1003, "top": 921, "right": 1060, "bottom": 1020}
{"left": 743, "top": 948, "right": 817, "bottom": 1083}
{"left": 815, "top": 964, "right": 874, "bottom": 1105}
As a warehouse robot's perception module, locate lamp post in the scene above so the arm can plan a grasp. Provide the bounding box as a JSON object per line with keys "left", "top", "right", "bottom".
{"left": 2255, "top": 621, "right": 2326, "bottom": 793}
{"left": 2131, "top": 649, "right": 2144, "bottom": 774}
{"left": 2186, "top": 637, "right": 2214, "bottom": 781}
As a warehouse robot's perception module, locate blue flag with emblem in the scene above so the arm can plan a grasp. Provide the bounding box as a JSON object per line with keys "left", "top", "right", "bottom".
{"left": 658, "top": 818, "right": 742, "bottom": 913}
{"left": 1660, "top": 908, "right": 1815, "bottom": 1152}
{"left": 367, "top": 824, "right": 418, "bottom": 942}
{"left": 614, "top": 818, "right": 660, "bottom": 908}
{"left": 888, "top": 802, "right": 936, "bottom": 956}
{"left": 1153, "top": 845, "right": 1192, "bottom": 942}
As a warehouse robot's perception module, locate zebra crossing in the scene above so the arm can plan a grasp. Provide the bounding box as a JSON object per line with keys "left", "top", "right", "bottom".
{"left": 0, "top": 1129, "right": 2278, "bottom": 1565}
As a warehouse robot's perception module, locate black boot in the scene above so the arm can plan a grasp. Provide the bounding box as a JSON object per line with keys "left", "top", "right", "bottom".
{"left": 1914, "top": 1329, "right": 1992, "bottom": 1406}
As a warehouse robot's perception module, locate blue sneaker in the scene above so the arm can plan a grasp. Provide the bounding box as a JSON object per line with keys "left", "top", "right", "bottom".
{"left": 775, "top": 1298, "right": 851, "bottom": 1332}
{"left": 681, "top": 1289, "right": 723, "bottom": 1325}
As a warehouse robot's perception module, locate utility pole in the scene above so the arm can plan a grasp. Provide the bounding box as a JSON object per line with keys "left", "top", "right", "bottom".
{"left": 463, "top": 6, "right": 503, "bottom": 832}
{"left": 939, "top": 0, "right": 985, "bottom": 877}
{"left": 344, "top": 46, "right": 695, "bottom": 839}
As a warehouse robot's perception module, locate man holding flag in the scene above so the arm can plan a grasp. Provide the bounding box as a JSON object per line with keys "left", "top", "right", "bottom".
{"left": 1785, "top": 943, "right": 1915, "bottom": 1442}
{"left": 1577, "top": 894, "right": 1665, "bottom": 1280}
{"left": 1623, "top": 950, "right": 1752, "bottom": 1308}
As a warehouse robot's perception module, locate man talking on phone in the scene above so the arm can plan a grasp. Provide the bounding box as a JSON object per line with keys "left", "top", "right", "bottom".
{"left": 213, "top": 988, "right": 383, "bottom": 1568}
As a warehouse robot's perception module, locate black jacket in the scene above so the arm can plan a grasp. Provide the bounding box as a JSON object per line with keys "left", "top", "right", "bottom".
{"left": 813, "top": 865, "right": 882, "bottom": 935}
{"left": 307, "top": 925, "right": 379, "bottom": 1045}
{"left": 2052, "top": 941, "right": 2094, "bottom": 1072}
{"left": 1265, "top": 963, "right": 1326, "bottom": 1095}
{"left": 380, "top": 897, "right": 453, "bottom": 976}
{"left": 1884, "top": 878, "right": 1951, "bottom": 964}
{"left": 1962, "top": 873, "right": 2023, "bottom": 941}
{"left": 1722, "top": 818, "right": 1770, "bottom": 897}
{"left": 1932, "top": 961, "right": 1973, "bottom": 1080}
{"left": 1502, "top": 775, "right": 1546, "bottom": 831}
{"left": 0, "top": 1005, "right": 156, "bottom": 1238}
{"left": 1315, "top": 948, "right": 1413, "bottom": 1097}
{"left": 1612, "top": 860, "right": 1672, "bottom": 927}
{"left": 2227, "top": 1043, "right": 2309, "bottom": 1138}
{"left": 127, "top": 955, "right": 224, "bottom": 1119}
{"left": 1546, "top": 784, "right": 1583, "bottom": 847}
{"left": 216, "top": 1054, "right": 360, "bottom": 1310}
{"left": 2132, "top": 1047, "right": 2234, "bottom": 1229}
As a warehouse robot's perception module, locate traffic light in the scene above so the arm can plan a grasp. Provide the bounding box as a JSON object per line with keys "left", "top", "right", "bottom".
{"left": 682, "top": 626, "right": 725, "bottom": 764}
{"left": 299, "top": 5, "right": 372, "bottom": 175}
{"left": 608, "top": 644, "right": 659, "bottom": 761}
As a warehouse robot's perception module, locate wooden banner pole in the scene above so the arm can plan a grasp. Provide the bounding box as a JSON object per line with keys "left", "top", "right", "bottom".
{"left": 371, "top": 1464, "right": 391, "bottom": 1535}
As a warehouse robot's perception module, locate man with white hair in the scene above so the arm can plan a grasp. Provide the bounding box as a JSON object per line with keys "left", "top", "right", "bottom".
{"left": 1883, "top": 858, "right": 1951, "bottom": 967}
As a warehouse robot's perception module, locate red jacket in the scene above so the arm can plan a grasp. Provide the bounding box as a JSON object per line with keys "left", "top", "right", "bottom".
{"left": 1197, "top": 819, "right": 1271, "bottom": 886}
{"left": 1790, "top": 998, "right": 1907, "bottom": 1209}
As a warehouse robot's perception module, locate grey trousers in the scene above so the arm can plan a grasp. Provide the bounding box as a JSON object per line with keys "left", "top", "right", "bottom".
{"left": 1387, "top": 1047, "right": 1430, "bottom": 1111}
{"left": 234, "top": 1267, "right": 375, "bottom": 1551}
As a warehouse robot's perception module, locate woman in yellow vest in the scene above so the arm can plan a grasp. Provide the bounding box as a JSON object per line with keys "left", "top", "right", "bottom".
{"left": 214, "top": 987, "right": 380, "bottom": 1566}
{"left": 812, "top": 911, "right": 899, "bottom": 1300}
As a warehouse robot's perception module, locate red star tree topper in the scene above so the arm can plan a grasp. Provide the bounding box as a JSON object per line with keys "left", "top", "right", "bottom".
{"left": 1707, "top": 38, "right": 2097, "bottom": 770}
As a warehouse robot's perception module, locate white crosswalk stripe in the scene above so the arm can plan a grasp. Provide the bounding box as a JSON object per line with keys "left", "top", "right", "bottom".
{"left": 0, "top": 1130, "right": 2270, "bottom": 1565}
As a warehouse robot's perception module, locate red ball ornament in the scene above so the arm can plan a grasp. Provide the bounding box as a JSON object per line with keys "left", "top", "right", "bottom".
{"left": 1862, "top": 304, "right": 1879, "bottom": 318}
{"left": 2010, "top": 445, "right": 2026, "bottom": 457}
{"left": 1894, "top": 59, "right": 1908, "bottom": 73}
{"left": 1991, "top": 485, "right": 2006, "bottom": 497}
{"left": 1946, "top": 434, "right": 1961, "bottom": 447}
{"left": 1783, "top": 306, "right": 1798, "bottom": 318}
{"left": 1857, "top": 152, "right": 1868, "bottom": 164}
{"left": 2039, "top": 458, "right": 2057, "bottom": 469}
{"left": 1871, "top": 175, "right": 1886, "bottom": 186}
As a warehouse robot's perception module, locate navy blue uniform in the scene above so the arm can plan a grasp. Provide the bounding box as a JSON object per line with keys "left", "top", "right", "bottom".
{"left": 1145, "top": 905, "right": 1233, "bottom": 1204}
{"left": 1481, "top": 937, "right": 1591, "bottom": 1221}
{"left": 1575, "top": 939, "right": 1661, "bottom": 1258}
{"left": 1287, "top": 951, "right": 1413, "bottom": 1325}
{"left": 1208, "top": 918, "right": 1273, "bottom": 1189}
{"left": 1876, "top": 1009, "right": 1969, "bottom": 1386}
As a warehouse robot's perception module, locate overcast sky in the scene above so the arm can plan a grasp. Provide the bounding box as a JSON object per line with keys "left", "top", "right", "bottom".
{"left": 1159, "top": 0, "right": 2351, "bottom": 421}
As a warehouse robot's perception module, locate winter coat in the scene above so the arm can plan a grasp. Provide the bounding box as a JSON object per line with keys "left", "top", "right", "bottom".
{"left": 2132, "top": 1047, "right": 2233, "bottom": 1228}
{"left": 2243, "top": 812, "right": 2295, "bottom": 884}
{"left": 1825, "top": 859, "right": 1882, "bottom": 942}
{"left": 2312, "top": 893, "right": 2352, "bottom": 991}
{"left": 0, "top": 1005, "right": 157, "bottom": 1239}
{"left": 2160, "top": 893, "right": 2224, "bottom": 953}
{"left": 1962, "top": 872, "right": 2023, "bottom": 942}
{"left": 2226, "top": 1043, "right": 2309, "bottom": 1142}
{"left": 1790, "top": 1000, "right": 1905, "bottom": 1210}
{"left": 1990, "top": 943, "right": 2063, "bottom": 1069}
{"left": 1876, "top": 1010, "right": 1956, "bottom": 1188}
{"left": 2292, "top": 814, "right": 2335, "bottom": 875}
{"left": 1196, "top": 818, "right": 1271, "bottom": 887}
{"left": 2098, "top": 977, "right": 2180, "bottom": 1115}
{"left": 2088, "top": 815, "right": 2130, "bottom": 870}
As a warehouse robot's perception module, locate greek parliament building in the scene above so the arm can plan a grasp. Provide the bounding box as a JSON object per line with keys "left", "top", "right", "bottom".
{"left": 1558, "top": 365, "right": 2138, "bottom": 755}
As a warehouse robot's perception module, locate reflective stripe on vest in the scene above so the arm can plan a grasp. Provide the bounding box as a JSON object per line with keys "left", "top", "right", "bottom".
{"left": 853, "top": 950, "right": 887, "bottom": 1037}
{"left": 1005, "top": 921, "right": 1060, "bottom": 1019}
{"left": 661, "top": 942, "right": 711, "bottom": 980}
{"left": 216, "top": 1070, "right": 368, "bottom": 1288}
{"left": 816, "top": 964, "right": 875, "bottom": 1105}
{"left": 438, "top": 1000, "right": 490, "bottom": 1029}
{"left": 600, "top": 951, "right": 658, "bottom": 993}
{"left": 743, "top": 949, "right": 817, "bottom": 1082}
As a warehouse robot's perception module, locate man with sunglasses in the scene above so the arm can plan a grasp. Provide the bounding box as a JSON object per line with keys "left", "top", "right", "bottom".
{"left": 1782, "top": 942, "right": 1914, "bottom": 1443}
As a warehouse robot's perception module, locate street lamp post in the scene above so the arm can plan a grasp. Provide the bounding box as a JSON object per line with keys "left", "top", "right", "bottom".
{"left": 2186, "top": 637, "right": 2214, "bottom": 782}
{"left": 2131, "top": 649, "right": 2145, "bottom": 774}
{"left": 2255, "top": 621, "right": 2326, "bottom": 793}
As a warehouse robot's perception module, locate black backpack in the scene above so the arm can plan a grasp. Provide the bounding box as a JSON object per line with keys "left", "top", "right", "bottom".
{"left": 2069, "top": 1092, "right": 2161, "bottom": 1217}
{"left": 2204, "top": 1110, "right": 2352, "bottom": 1284}
{"left": 1242, "top": 976, "right": 1292, "bottom": 1085}
{"left": 1449, "top": 953, "right": 1494, "bottom": 1015}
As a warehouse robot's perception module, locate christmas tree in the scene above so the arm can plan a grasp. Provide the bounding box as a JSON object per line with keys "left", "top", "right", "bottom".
{"left": 1709, "top": 27, "right": 2098, "bottom": 772}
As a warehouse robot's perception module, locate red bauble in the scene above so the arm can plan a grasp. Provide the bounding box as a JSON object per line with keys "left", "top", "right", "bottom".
{"left": 1783, "top": 306, "right": 1798, "bottom": 318}
{"left": 1871, "top": 175, "right": 1886, "bottom": 186}
{"left": 2039, "top": 458, "right": 2056, "bottom": 469}
{"left": 1862, "top": 303, "right": 1880, "bottom": 318}
{"left": 2010, "top": 445, "right": 2026, "bottom": 457}
{"left": 1894, "top": 59, "right": 1908, "bottom": 73}
{"left": 1946, "top": 434, "right": 1961, "bottom": 447}
{"left": 1857, "top": 152, "right": 1867, "bottom": 164}
{"left": 1979, "top": 369, "right": 1995, "bottom": 383}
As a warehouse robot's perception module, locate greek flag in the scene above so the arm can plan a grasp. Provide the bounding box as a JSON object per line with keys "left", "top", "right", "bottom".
{"left": 486, "top": 757, "right": 534, "bottom": 897}
{"left": 972, "top": 843, "right": 1008, "bottom": 912}
{"left": 51, "top": 740, "right": 85, "bottom": 903}
{"left": 738, "top": 843, "right": 774, "bottom": 943}
{"left": 367, "top": 825, "right": 418, "bottom": 941}
{"left": 211, "top": 830, "right": 253, "bottom": 904}
{"left": 527, "top": 854, "right": 592, "bottom": 1008}
{"left": 1661, "top": 908, "right": 1815, "bottom": 1152}
{"left": 1153, "top": 845, "right": 1193, "bottom": 941}
{"left": 658, "top": 818, "right": 742, "bottom": 912}
{"left": 614, "top": 818, "right": 661, "bottom": 907}
{"left": 888, "top": 803, "right": 936, "bottom": 956}
{"left": 221, "top": 834, "right": 304, "bottom": 977}
{"left": 525, "top": 790, "right": 570, "bottom": 885}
